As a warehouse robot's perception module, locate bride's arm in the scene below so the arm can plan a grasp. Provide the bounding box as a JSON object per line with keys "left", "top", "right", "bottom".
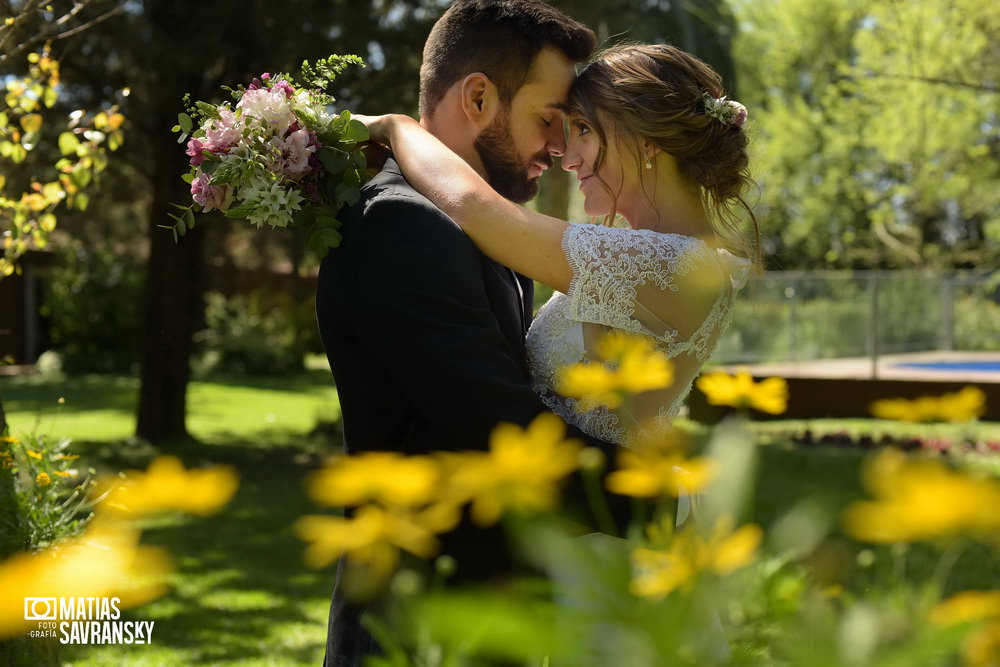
{"left": 361, "top": 113, "right": 573, "bottom": 293}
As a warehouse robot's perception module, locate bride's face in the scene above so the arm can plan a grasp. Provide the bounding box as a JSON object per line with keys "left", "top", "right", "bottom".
{"left": 562, "top": 116, "right": 644, "bottom": 220}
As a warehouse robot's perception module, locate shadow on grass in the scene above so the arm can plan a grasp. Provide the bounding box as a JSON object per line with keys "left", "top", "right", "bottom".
{"left": 61, "top": 444, "right": 338, "bottom": 666}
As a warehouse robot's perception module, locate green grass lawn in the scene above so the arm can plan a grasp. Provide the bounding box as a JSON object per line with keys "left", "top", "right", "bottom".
{"left": 3, "top": 370, "right": 1000, "bottom": 665}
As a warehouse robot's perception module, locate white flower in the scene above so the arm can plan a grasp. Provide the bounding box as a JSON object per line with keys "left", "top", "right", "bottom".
{"left": 238, "top": 88, "right": 295, "bottom": 136}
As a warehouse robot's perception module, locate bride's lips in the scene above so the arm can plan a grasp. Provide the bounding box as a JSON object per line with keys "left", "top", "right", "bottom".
{"left": 578, "top": 175, "right": 592, "bottom": 190}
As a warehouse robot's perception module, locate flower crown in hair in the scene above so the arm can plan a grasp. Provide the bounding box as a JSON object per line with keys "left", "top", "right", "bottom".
{"left": 703, "top": 93, "right": 748, "bottom": 128}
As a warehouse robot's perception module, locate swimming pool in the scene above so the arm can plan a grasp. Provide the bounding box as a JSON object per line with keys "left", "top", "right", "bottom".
{"left": 896, "top": 360, "right": 1000, "bottom": 373}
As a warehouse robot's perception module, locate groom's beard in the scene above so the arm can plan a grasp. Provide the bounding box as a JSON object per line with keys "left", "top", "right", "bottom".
{"left": 474, "top": 109, "right": 551, "bottom": 204}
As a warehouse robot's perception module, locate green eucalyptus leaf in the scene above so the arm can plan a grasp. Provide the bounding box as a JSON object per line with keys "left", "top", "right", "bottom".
{"left": 318, "top": 146, "right": 350, "bottom": 174}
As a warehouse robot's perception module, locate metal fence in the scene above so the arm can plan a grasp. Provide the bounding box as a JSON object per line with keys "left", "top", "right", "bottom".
{"left": 713, "top": 270, "right": 1000, "bottom": 365}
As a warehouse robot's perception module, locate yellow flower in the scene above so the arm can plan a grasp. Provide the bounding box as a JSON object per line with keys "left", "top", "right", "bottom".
{"left": 871, "top": 386, "right": 987, "bottom": 423}
{"left": 930, "top": 591, "right": 1000, "bottom": 627}
{"left": 630, "top": 515, "right": 762, "bottom": 599}
{"left": 931, "top": 593, "right": 1000, "bottom": 667}
{"left": 963, "top": 621, "right": 1000, "bottom": 667}
{"left": 294, "top": 505, "right": 440, "bottom": 574}
{"left": 557, "top": 331, "right": 674, "bottom": 411}
{"left": 35, "top": 472, "right": 51, "bottom": 487}
{"left": 26, "top": 450, "right": 43, "bottom": 459}
{"left": 696, "top": 369, "right": 789, "bottom": 414}
{"left": 0, "top": 517, "right": 172, "bottom": 639}
{"left": 438, "top": 413, "right": 582, "bottom": 526}
{"left": 607, "top": 447, "right": 714, "bottom": 499}
{"left": 306, "top": 452, "right": 441, "bottom": 508}
{"left": 558, "top": 363, "right": 623, "bottom": 409}
{"left": 841, "top": 449, "right": 1000, "bottom": 544}
{"left": 97, "top": 456, "right": 239, "bottom": 518}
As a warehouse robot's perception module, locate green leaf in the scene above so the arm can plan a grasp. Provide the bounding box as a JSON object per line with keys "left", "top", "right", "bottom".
{"left": 224, "top": 202, "right": 256, "bottom": 219}
{"left": 342, "top": 118, "right": 369, "bottom": 144}
{"left": 177, "top": 112, "right": 193, "bottom": 135}
{"left": 318, "top": 146, "right": 350, "bottom": 174}
{"left": 308, "top": 226, "right": 342, "bottom": 252}
{"left": 335, "top": 183, "right": 360, "bottom": 207}
{"left": 58, "top": 132, "right": 80, "bottom": 156}
{"left": 70, "top": 167, "right": 92, "bottom": 189}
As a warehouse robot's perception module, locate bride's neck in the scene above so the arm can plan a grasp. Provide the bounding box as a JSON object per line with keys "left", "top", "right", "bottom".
{"left": 628, "top": 181, "right": 713, "bottom": 239}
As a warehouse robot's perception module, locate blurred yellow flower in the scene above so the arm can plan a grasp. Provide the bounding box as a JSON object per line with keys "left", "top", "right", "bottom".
{"left": 35, "top": 472, "right": 51, "bottom": 487}
{"left": 931, "top": 592, "right": 1000, "bottom": 667}
{"left": 631, "top": 516, "right": 762, "bottom": 599}
{"left": 963, "top": 621, "right": 1000, "bottom": 667}
{"left": 841, "top": 449, "right": 1000, "bottom": 544}
{"left": 306, "top": 451, "right": 441, "bottom": 508}
{"left": 557, "top": 331, "right": 674, "bottom": 410}
{"left": 0, "top": 518, "right": 172, "bottom": 639}
{"left": 696, "top": 369, "right": 788, "bottom": 414}
{"left": 294, "top": 505, "right": 441, "bottom": 575}
{"left": 438, "top": 413, "right": 582, "bottom": 526}
{"left": 606, "top": 448, "right": 714, "bottom": 499}
{"left": 97, "top": 455, "right": 238, "bottom": 518}
{"left": 930, "top": 590, "right": 1000, "bottom": 627}
{"left": 870, "top": 386, "right": 986, "bottom": 423}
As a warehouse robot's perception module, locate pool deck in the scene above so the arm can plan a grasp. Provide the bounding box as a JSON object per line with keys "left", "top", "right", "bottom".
{"left": 722, "top": 351, "right": 1000, "bottom": 384}
{"left": 691, "top": 351, "right": 1000, "bottom": 422}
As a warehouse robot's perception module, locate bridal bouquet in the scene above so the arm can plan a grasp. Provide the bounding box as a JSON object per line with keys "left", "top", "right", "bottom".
{"left": 169, "top": 54, "right": 368, "bottom": 256}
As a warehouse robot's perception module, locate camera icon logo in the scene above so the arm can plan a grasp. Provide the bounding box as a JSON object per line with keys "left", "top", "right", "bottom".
{"left": 24, "top": 597, "right": 57, "bottom": 621}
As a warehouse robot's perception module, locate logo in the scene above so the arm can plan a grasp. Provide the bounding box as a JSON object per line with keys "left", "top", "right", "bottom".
{"left": 24, "top": 598, "right": 57, "bottom": 621}
{"left": 22, "top": 597, "right": 155, "bottom": 645}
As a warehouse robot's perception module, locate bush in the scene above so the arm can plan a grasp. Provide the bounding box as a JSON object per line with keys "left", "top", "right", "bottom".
{"left": 193, "top": 290, "right": 308, "bottom": 376}
{"left": 42, "top": 243, "right": 143, "bottom": 374}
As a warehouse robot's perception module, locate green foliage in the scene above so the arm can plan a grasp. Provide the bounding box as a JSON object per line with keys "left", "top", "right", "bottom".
{"left": 717, "top": 271, "right": 998, "bottom": 363}
{"left": 0, "top": 45, "right": 126, "bottom": 278}
{"left": 43, "top": 242, "right": 144, "bottom": 374}
{"left": 733, "top": 0, "right": 1000, "bottom": 269}
{"left": 299, "top": 53, "right": 365, "bottom": 90}
{"left": 194, "top": 290, "right": 309, "bottom": 376}
{"left": 0, "top": 429, "right": 96, "bottom": 557}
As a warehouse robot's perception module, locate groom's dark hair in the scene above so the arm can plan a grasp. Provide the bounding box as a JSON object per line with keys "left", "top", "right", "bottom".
{"left": 419, "top": 0, "right": 595, "bottom": 119}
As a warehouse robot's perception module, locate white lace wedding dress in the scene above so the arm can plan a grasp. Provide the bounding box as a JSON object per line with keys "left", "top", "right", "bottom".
{"left": 526, "top": 223, "right": 750, "bottom": 446}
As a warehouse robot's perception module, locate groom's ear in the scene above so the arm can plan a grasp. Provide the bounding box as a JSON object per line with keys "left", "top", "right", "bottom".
{"left": 460, "top": 73, "right": 499, "bottom": 128}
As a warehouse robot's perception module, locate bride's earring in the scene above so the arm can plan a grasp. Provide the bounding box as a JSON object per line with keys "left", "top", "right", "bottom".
{"left": 644, "top": 155, "right": 653, "bottom": 170}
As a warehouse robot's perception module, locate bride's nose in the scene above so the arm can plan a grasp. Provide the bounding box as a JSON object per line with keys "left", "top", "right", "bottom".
{"left": 561, "top": 136, "right": 581, "bottom": 172}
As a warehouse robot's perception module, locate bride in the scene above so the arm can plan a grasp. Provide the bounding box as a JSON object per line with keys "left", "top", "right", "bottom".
{"left": 360, "top": 43, "right": 758, "bottom": 446}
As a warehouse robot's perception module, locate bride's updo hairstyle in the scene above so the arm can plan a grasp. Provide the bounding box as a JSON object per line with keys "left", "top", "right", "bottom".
{"left": 569, "top": 43, "right": 759, "bottom": 262}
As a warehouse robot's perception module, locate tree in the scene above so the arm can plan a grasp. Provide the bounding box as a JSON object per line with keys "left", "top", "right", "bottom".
{"left": 0, "top": 2, "right": 126, "bottom": 437}
{"left": 731, "top": 0, "right": 1000, "bottom": 269}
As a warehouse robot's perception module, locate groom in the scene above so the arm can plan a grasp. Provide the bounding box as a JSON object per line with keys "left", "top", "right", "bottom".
{"left": 315, "top": 0, "right": 602, "bottom": 664}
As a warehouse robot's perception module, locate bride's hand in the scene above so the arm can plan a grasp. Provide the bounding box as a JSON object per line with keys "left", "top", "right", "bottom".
{"left": 353, "top": 113, "right": 398, "bottom": 145}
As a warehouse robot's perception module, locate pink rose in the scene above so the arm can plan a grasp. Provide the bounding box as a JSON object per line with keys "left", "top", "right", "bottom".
{"left": 190, "top": 173, "right": 233, "bottom": 213}
{"left": 186, "top": 138, "right": 207, "bottom": 165}
{"left": 281, "top": 128, "right": 315, "bottom": 179}
{"left": 204, "top": 108, "right": 243, "bottom": 153}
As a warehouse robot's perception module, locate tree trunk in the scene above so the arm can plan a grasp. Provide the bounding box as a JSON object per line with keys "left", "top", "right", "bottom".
{"left": 134, "top": 52, "right": 205, "bottom": 443}
{"left": 134, "top": 154, "right": 204, "bottom": 443}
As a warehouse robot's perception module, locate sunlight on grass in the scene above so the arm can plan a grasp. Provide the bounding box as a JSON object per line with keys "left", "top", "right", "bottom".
{"left": 2, "top": 371, "right": 340, "bottom": 444}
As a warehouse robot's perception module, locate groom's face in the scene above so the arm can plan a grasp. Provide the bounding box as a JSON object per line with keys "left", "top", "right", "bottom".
{"left": 474, "top": 46, "right": 577, "bottom": 203}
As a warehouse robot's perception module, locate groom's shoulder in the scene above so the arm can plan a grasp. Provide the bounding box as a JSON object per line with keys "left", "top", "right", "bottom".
{"left": 349, "top": 159, "right": 445, "bottom": 222}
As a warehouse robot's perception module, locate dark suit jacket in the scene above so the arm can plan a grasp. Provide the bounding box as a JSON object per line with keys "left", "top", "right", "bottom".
{"left": 316, "top": 159, "right": 618, "bottom": 666}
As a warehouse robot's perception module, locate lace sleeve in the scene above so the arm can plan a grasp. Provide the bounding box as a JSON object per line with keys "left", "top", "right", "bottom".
{"left": 562, "top": 224, "right": 714, "bottom": 346}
